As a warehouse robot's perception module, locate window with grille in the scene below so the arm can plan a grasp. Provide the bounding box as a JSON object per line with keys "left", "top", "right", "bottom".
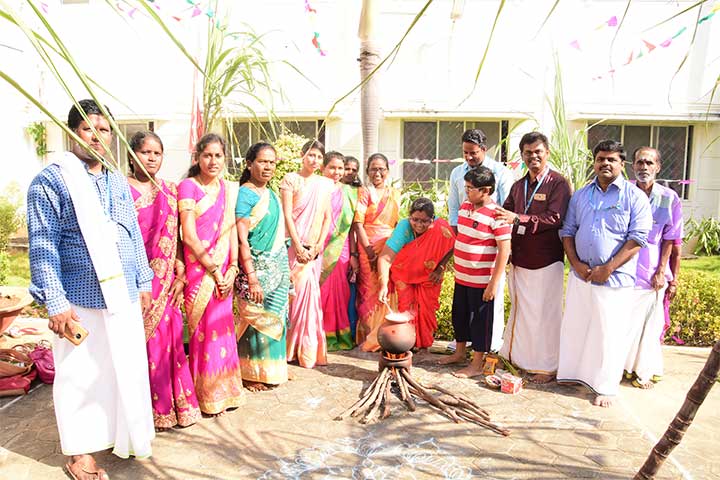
{"left": 587, "top": 123, "right": 692, "bottom": 199}
{"left": 229, "top": 120, "right": 325, "bottom": 159}
{"left": 401, "top": 120, "right": 508, "bottom": 186}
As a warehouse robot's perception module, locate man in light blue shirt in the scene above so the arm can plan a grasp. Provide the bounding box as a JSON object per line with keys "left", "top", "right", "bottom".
{"left": 445, "top": 129, "right": 513, "bottom": 352}
{"left": 447, "top": 128, "right": 513, "bottom": 228}
{"left": 557, "top": 140, "right": 652, "bottom": 408}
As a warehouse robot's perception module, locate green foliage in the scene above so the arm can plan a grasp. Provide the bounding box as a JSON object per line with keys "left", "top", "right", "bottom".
{"left": 400, "top": 179, "right": 449, "bottom": 219}
{"left": 546, "top": 54, "right": 594, "bottom": 192}
{"left": 269, "top": 130, "right": 307, "bottom": 192}
{"left": 0, "top": 251, "right": 8, "bottom": 285}
{"left": 202, "top": 3, "right": 278, "bottom": 133}
{"left": 435, "top": 273, "right": 511, "bottom": 341}
{"left": 25, "top": 122, "right": 47, "bottom": 157}
{"left": 0, "top": 183, "right": 24, "bottom": 252}
{"left": 684, "top": 217, "right": 720, "bottom": 256}
{"left": 668, "top": 270, "right": 720, "bottom": 346}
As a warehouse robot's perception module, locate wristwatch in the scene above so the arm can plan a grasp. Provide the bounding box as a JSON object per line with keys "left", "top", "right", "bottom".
{"left": 513, "top": 215, "right": 521, "bottom": 226}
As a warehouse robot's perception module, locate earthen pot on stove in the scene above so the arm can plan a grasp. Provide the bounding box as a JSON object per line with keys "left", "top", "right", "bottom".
{"left": 377, "top": 312, "right": 416, "bottom": 354}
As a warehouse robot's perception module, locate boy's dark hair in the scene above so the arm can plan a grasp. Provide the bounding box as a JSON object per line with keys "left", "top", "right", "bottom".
{"left": 464, "top": 166, "right": 496, "bottom": 194}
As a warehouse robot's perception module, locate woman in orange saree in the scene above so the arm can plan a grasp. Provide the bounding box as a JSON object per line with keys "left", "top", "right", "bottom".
{"left": 353, "top": 153, "right": 401, "bottom": 352}
{"left": 378, "top": 198, "right": 456, "bottom": 349}
{"left": 178, "top": 134, "right": 244, "bottom": 415}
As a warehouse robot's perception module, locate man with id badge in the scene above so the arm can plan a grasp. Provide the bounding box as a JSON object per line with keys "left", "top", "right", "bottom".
{"left": 27, "top": 100, "right": 155, "bottom": 479}
{"left": 557, "top": 140, "right": 652, "bottom": 408}
{"left": 495, "top": 132, "right": 572, "bottom": 384}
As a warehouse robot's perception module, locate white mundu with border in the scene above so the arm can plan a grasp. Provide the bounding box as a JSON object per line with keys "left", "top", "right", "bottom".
{"left": 52, "top": 153, "right": 154, "bottom": 458}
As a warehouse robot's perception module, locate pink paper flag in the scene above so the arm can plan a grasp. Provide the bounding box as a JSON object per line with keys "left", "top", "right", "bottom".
{"left": 569, "top": 39, "right": 581, "bottom": 50}
{"left": 192, "top": 7, "right": 202, "bottom": 17}
{"left": 624, "top": 51, "right": 634, "bottom": 65}
{"left": 40, "top": 2, "right": 48, "bottom": 14}
{"left": 607, "top": 16, "right": 618, "bottom": 27}
{"left": 128, "top": 7, "right": 138, "bottom": 18}
{"left": 642, "top": 39, "right": 656, "bottom": 52}
{"left": 660, "top": 38, "right": 672, "bottom": 48}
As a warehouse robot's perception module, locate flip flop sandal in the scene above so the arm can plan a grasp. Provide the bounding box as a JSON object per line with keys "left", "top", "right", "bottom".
{"left": 631, "top": 379, "right": 654, "bottom": 389}
{"left": 651, "top": 375, "right": 663, "bottom": 383}
{"left": 64, "top": 456, "right": 109, "bottom": 480}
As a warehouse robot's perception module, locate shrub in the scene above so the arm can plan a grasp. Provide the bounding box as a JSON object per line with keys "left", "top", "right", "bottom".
{"left": 435, "top": 272, "right": 511, "bottom": 341}
{"left": 667, "top": 269, "right": 720, "bottom": 346}
{"left": 684, "top": 217, "right": 720, "bottom": 256}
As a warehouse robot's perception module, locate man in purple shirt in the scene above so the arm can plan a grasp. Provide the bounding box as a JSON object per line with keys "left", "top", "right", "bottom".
{"left": 624, "top": 147, "right": 683, "bottom": 388}
{"left": 495, "top": 132, "right": 572, "bottom": 384}
{"left": 557, "top": 140, "right": 652, "bottom": 407}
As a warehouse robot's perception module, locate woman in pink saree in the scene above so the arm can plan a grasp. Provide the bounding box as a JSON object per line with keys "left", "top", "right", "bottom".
{"left": 178, "top": 133, "right": 244, "bottom": 414}
{"left": 128, "top": 132, "right": 201, "bottom": 429}
{"left": 281, "top": 140, "right": 333, "bottom": 368}
{"left": 354, "top": 153, "right": 401, "bottom": 352}
{"left": 320, "top": 152, "right": 359, "bottom": 351}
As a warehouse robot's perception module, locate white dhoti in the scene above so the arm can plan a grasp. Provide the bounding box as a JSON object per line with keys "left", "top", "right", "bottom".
{"left": 491, "top": 270, "right": 506, "bottom": 352}
{"left": 53, "top": 302, "right": 155, "bottom": 458}
{"left": 500, "top": 262, "right": 564, "bottom": 374}
{"left": 624, "top": 286, "right": 666, "bottom": 383}
{"left": 557, "top": 273, "right": 643, "bottom": 396}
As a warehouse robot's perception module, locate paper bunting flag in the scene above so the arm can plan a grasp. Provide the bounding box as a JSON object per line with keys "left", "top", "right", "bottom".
{"left": 607, "top": 16, "right": 618, "bottom": 27}
{"left": 592, "top": 12, "right": 715, "bottom": 81}
{"left": 305, "top": 0, "right": 326, "bottom": 56}
{"left": 569, "top": 40, "right": 581, "bottom": 50}
{"left": 569, "top": 16, "right": 618, "bottom": 51}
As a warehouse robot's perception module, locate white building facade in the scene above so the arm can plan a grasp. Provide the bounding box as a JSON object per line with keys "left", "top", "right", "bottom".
{"left": 2, "top": 0, "right": 719, "bottom": 220}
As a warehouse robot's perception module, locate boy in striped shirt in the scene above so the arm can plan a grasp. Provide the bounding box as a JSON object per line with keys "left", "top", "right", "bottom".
{"left": 439, "top": 166, "right": 512, "bottom": 378}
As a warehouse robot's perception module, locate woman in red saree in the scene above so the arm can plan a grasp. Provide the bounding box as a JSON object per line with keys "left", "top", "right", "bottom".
{"left": 128, "top": 131, "right": 201, "bottom": 429}
{"left": 378, "top": 197, "right": 456, "bottom": 349}
{"left": 353, "top": 153, "right": 401, "bottom": 352}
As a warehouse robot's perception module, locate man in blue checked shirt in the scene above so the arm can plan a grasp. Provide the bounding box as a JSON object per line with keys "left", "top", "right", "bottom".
{"left": 447, "top": 128, "right": 513, "bottom": 351}
{"left": 557, "top": 140, "right": 652, "bottom": 409}
{"left": 27, "top": 99, "right": 155, "bottom": 479}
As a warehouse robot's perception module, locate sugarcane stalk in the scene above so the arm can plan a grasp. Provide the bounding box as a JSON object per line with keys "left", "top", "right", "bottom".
{"left": 634, "top": 339, "right": 720, "bottom": 479}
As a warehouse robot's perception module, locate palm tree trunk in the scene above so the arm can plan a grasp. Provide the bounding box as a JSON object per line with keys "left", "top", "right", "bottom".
{"left": 359, "top": 0, "right": 380, "bottom": 164}
{"left": 634, "top": 339, "right": 720, "bottom": 479}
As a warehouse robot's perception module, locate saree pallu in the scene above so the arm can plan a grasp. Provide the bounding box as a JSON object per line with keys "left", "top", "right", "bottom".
{"left": 354, "top": 186, "right": 401, "bottom": 351}
{"left": 390, "top": 218, "right": 456, "bottom": 349}
{"left": 281, "top": 173, "right": 332, "bottom": 368}
{"left": 235, "top": 187, "right": 289, "bottom": 385}
{"left": 132, "top": 180, "right": 200, "bottom": 428}
{"left": 178, "top": 178, "right": 244, "bottom": 414}
{"left": 320, "top": 185, "right": 357, "bottom": 351}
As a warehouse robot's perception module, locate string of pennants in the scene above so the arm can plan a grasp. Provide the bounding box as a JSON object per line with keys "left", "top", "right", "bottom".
{"left": 568, "top": 4, "right": 720, "bottom": 81}
{"left": 38, "top": 0, "right": 327, "bottom": 54}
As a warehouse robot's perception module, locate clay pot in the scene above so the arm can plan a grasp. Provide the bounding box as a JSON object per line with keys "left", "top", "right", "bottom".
{"left": 377, "top": 318, "right": 416, "bottom": 354}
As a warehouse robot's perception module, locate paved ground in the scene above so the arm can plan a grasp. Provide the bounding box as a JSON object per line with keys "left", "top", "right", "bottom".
{"left": 1, "top": 322, "right": 718, "bottom": 479}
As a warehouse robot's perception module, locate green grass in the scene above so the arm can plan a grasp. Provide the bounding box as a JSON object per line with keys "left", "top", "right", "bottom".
{"left": 682, "top": 256, "right": 720, "bottom": 279}
{"left": 5, "top": 249, "right": 30, "bottom": 287}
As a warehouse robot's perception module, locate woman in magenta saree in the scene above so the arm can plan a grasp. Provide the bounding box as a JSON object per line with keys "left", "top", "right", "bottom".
{"left": 178, "top": 134, "right": 244, "bottom": 415}
{"left": 320, "top": 152, "right": 358, "bottom": 351}
{"left": 281, "top": 140, "right": 333, "bottom": 368}
{"left": 128, "top": 131, "right": 200, "bottom": 429}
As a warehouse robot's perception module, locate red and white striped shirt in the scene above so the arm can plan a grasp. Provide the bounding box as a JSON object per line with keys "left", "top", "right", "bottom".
{"left": 454, "top": 201, "right": 511, "bottom": 288}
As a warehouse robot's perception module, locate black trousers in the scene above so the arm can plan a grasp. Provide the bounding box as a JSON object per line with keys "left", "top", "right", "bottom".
{"left": 451, "top": 282, "right": 494, "bottom": 353}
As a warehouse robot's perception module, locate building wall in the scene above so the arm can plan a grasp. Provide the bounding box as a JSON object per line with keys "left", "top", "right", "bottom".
{"left": 2, "top": 0, "right": 719, "bottom": 220}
